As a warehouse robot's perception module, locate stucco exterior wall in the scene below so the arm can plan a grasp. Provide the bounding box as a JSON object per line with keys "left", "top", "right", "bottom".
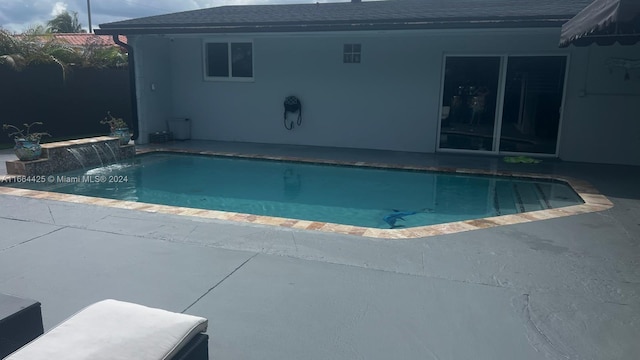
{"left": 131, "top": 35, "right": 173, "bottom": 141}
{"left": 560, "top": 45, "right": 640, "bottom": 166}
{"left": 132, "top": 29, "right": 640, "bottom": 165}
{"left": 167, "top": 34, "right": 437, "bottom": 152}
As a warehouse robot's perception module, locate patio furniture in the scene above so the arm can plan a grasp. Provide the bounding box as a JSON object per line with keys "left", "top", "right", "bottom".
{"left": 4, "top": 299, "right": 208, "bottom": 360}
{"left": 0, "top": 293, "right": 44, "bottom": 358}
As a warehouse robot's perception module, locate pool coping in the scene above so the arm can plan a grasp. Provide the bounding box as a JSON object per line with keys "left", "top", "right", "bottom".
{"left": 0, "top": 148, "right": 614, "bottom": 239}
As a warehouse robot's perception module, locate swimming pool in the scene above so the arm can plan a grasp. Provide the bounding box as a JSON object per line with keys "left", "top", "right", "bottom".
{"left": 9, "top": 152, "right": 583, "bottom": 229}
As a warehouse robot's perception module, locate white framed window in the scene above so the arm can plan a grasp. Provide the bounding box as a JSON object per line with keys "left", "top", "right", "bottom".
{"left": 343, "top": 44, "right": 361, "bottom": 64}
{"left": 204, "top": 41, "right": 253, "bottom": 81}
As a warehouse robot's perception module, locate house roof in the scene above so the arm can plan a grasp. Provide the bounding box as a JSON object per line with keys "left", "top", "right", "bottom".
{"left": 53, "top": 34, "right": 127, "bottom": 47}
{"left": 20, "top": 34, "right": 126, "bottom": 47}
{"left": 96, "top": 0, "right": 594, "bottom": 35}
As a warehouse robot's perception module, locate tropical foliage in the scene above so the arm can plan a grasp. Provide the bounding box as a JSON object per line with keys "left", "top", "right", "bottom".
{"left": 78, "top": 38, "right": 128, "bottom": 68}
{"left": 47, "top": 11, "right": 84, "bottom": 34}
{"left": 0, "top": 27, "right": 127, "bottom": 74}
{"left": 0, "top": 9, "right": 127, "bottom": 72}
{"left": 23, "top": 24, "right": 49, "bottom": 36}
{"left": 0, "top": 28, "right": 71, "bottom": 73}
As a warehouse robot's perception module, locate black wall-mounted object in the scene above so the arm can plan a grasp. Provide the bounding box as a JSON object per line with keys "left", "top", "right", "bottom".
{"left": 283, "top": 96, "right": 302, "bottom": 130}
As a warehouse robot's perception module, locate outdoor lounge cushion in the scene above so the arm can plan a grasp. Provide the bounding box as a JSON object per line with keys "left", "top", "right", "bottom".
{"left": 5, "top": 299, "right": 208, "bottom": 360}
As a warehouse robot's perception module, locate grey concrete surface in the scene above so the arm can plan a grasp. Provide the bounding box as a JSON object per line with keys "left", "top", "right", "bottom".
{"left": 0, "top": 148, "right": 15, "bottom": 176}
{"left": 1, "top": 141, "right": 639, "bottom": 359}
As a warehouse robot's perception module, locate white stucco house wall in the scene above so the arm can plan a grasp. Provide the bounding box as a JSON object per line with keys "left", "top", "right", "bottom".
{"left": 96, "top": 0, "right": 640, "bottom": 166}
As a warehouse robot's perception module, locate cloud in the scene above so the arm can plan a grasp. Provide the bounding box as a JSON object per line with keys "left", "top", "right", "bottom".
{"left": 51, "top": 2, "right": 68, "bottom": 16}
{"left": 1, "top": 1, "right": 52, "bottom": 30}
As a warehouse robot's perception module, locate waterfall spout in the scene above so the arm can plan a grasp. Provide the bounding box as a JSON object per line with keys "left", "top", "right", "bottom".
{"left": 66, "top": 148, "right": 86, "bottom": 168}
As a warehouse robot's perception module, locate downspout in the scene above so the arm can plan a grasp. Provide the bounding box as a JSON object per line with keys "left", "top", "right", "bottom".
{"left": 112, "top": 34, "right": 139, "bottom": 141}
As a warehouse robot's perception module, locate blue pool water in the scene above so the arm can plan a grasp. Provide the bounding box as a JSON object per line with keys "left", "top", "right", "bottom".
{"left": 11, "top": 153, "right": 583, "bottom": 229}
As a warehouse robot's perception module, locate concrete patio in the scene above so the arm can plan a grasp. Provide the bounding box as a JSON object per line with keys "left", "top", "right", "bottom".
{"left": 1, "top": 142, "right": 639, "bottom": 359}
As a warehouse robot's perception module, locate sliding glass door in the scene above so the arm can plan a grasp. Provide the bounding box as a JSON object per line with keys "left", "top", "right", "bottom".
{"left": 499, "top": 57, "right": 566, "bottom": 154}
{"left": 439, "top": 57, "right": 501, "bottom": 151}
{"left": 438, "top": 55, "right": 567, "bottom": 155}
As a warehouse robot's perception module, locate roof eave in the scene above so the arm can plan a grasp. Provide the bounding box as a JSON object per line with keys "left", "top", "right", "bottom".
{"left": 95, "top": 18, "right": 569, "bottom": 36}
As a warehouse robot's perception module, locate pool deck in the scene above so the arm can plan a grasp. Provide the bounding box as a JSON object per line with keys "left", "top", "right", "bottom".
{"left": 1, "top": 141, "right": 639, "bottom": 359}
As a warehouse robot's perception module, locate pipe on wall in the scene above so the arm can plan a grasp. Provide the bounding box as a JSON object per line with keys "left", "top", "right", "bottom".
{"left": 112, "top": 35, "right": 139, "bottom": 141}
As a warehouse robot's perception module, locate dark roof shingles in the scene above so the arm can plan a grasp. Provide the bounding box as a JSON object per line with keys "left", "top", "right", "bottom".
{"left": 99, "top": 0, "right": 593, "bottom": 31}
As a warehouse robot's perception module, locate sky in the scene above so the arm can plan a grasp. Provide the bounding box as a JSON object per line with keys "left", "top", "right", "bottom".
{"left": 0, "top": 0, "right": 354, "bottom": 33}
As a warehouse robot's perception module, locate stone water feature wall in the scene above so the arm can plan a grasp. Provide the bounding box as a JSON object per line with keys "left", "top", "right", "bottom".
{"left": 5, "top": 137, "right": 135, "bottom": 176}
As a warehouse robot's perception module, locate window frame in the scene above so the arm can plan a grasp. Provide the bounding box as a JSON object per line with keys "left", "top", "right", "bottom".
{"left": 343, "top": 43, "right": 362, "bottom": 64}
{"left": 203, "top": 39, "right": 254, "bottom": 82}
{"left": 435, "top": 53, "right": 570, "bottom": 157}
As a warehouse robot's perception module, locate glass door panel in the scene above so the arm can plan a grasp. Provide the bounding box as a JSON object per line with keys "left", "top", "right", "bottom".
{"left": 439, "top": 57, "right": 501, "bottom": 151}
{"left": 499, "top": 56, "right": 566, "bottom": 154}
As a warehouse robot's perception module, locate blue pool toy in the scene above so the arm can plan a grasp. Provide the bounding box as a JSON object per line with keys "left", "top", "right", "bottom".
{"left": 383, "top": 210, "right": 418, "bottom": 228}
{"left": 383, "top": 208, "right": 435, "bottom": 228}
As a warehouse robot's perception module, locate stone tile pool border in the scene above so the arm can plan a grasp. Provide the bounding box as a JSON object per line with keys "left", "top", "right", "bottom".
{"left": 0, "top": 148, "right": 613, "bottom": 239}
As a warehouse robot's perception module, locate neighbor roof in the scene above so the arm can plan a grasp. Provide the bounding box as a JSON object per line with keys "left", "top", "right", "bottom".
{"left": 18, "top": 34, "right": 127, "bottom": 48}
{"left": 96, "top": 0, "right": 594, "bottom": 35}
{"left": 49, "top": 34, "right": 127, "bottom": 47}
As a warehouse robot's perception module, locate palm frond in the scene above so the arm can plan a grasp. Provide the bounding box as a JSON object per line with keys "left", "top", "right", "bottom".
{"left": 47, "top": 11, "right": 83, "bottom": 33}
{"left": 0, "top": 29, "right": 21, "bottom": 55}
{"left": 23, "top": 24, "right": 49, "bottom": 36}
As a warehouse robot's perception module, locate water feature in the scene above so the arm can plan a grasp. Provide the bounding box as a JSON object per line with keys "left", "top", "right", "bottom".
{"left": 91, "top": 144, "right": 104, "bottom": 167}
{"left": 66, "top": 148, "right": 87, "bottom": 168}
{"left": 5, "top": 136, "right": 135, "bottom": 176}
{"left": 104, "top": 142, "right": 119, "bottom": 162}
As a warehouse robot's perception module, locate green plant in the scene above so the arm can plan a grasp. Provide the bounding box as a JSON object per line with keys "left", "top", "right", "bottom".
{"left": 2, "top": 122, "right": 51, "bottom": 142}
{"left": 0, "top": 28, "right": 70, "bottom": 81}
{"left": 100, "top": 111, "right": 128, "bottom": 131}
{"left": 1, "top": 27, "right": 128, "bottom": 72}
{"left": 81, "top": 41, "right": 128, "bottom": 68}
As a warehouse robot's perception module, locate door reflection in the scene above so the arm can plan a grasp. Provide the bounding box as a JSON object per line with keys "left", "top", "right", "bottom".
{"left": 440, "top": 57, "right": 501, "bottom": 151}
